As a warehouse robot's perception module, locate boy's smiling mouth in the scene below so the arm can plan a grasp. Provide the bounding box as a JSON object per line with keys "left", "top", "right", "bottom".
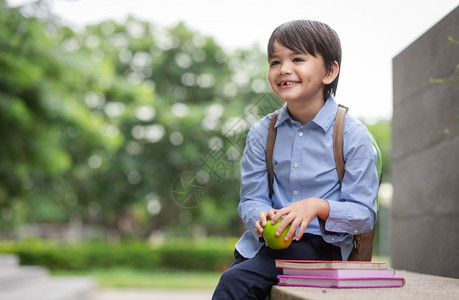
{"left": 279, "top": 81, "right": 300, "bottom": 88}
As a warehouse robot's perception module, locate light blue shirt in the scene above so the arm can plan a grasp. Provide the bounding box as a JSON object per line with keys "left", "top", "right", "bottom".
{"left": 235, "top": 97, "right": 378, "bottom": 260}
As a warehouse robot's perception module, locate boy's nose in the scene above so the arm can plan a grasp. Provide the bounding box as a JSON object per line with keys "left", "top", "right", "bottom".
{"left": 279, "top": 63, "right": 292, "bottom": 75}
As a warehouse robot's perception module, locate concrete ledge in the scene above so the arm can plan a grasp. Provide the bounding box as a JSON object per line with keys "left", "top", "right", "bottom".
{"left": 270, "top": 270, "right": 459, "bottom": 300}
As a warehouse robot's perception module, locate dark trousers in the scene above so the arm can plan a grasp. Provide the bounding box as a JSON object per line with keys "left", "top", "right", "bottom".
{"left": 212, "top": 233, "right": 341, "bottom": 300}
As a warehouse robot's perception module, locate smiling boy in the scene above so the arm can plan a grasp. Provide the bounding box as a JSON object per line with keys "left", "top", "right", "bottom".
{"left": 213, "top": 20, "right": 378, "bottom": 299}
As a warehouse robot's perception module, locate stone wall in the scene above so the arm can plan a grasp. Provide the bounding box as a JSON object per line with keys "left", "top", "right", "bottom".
{"left": 391, "top": 6, "right": 459, "bottom": 278}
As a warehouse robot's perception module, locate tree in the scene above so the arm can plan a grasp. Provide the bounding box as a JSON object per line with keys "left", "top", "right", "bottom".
{"left": 0, "top": 0, "right": 119, "bottom": 229}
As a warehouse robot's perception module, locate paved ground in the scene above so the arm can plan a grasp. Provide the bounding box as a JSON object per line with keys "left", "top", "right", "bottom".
{"left": 88, "top": 288, "right": 213, "bottom": 300}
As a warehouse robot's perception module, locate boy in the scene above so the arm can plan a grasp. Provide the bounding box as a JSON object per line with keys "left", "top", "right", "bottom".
{"left": 212, "top": 20, "right": 378, "bottom": 299}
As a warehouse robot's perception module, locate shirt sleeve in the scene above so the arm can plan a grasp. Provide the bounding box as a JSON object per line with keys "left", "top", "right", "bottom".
{"left": 237, "top": 122, "right": 273, "bottom": 239}
{"left": 319, "top": 120, "right": 379, "bottom": 244}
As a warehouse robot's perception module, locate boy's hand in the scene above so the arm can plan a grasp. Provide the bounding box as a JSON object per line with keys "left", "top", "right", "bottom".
{"left": 255, "top": 209, "right": 278, "bottom": 237}
{"left": 270, "top": 197, "right": 330, "bottom": 242}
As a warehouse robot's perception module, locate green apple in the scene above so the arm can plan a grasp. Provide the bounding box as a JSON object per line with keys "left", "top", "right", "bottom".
{"left": 263, "top": 219, "right": 293, "bottom": 250}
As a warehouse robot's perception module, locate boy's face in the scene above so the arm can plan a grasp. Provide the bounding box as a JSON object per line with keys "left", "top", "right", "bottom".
{"left": 268, "top": 40, "right": 332, "bottom": 105}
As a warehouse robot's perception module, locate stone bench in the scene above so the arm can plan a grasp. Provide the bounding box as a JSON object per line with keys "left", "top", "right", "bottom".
{"left": 270, "top": 270, "right": 459, "bottom": 300}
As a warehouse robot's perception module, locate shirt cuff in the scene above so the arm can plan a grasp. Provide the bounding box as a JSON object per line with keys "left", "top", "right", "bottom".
{"left": 318, "top": 200, "right": 352, "bottom": 243}
{"left": 318, "top": 217, "right": 350, "bottom": 244}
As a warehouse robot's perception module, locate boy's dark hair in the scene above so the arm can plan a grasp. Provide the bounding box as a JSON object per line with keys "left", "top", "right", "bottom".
{"left": 267, "top": 20, "right": 342, "bottom": 99}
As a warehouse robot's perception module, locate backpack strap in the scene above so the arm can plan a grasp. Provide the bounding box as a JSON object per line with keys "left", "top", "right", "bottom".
{"left": 333, "top": 104, "right": 349, "bottom": 183}
{"left": 266, "top": 110, "right": 280, "bottom": 199}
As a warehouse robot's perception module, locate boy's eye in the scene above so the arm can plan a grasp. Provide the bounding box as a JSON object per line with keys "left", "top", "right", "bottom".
{"left": 270, "top": 60, "right": 280, "bottom": 67}
{"left": 293, "top": 57, "right": 304, "bottom": 62}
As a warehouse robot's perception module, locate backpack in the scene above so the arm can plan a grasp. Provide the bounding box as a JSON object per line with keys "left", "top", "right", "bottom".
{"left": 266, "top": 104, "right": 382, "bottom": 261}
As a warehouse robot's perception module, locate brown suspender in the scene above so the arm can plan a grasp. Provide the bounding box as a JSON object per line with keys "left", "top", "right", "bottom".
{"left": 267, "top": 110, "right": 280, "bottom": 199}
{"left": 333, "top": 105, "right": 348, "bottom": 182}
{"left": 265, "top": 104, "right": 375, "bottom": 261}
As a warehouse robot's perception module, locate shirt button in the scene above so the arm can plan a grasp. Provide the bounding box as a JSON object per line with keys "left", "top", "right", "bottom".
{"left": 293, "top": 163, "right": 299, "bottom": 168}
{"left": 293, "top": 190, "right": 299, "bottom": 195}
{"left": 298, "top": 131, "right": 303, "bottom": 136}
{"left": 354, "top": 230, "right": 359, "bottom": 234}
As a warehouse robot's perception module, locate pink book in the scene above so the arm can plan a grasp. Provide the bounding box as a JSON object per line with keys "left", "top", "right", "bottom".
{"left": 282, "top": 267, "right": 396, "bottom": 277}
{"left": 277, "top": 275, "right": 406, "bottom": 288}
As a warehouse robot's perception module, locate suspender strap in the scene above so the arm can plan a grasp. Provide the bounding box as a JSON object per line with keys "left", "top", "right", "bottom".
{"left": 333, "top": 104, "right": 348, "bottom": 183}
{"left": 266, "top": 110, "right": 280, "bottom": 199}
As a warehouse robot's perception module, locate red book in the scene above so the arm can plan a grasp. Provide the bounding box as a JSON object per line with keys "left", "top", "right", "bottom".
{"left": 275, "top": 260, "right": 388, "bottom": 270}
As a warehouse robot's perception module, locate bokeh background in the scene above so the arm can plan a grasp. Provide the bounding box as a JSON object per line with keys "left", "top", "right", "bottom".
{"left": 0, "top": 0, "right": 457, "bottom": 296}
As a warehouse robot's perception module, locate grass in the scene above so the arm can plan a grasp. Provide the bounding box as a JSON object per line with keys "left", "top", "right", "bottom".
{"left": 51, "top": 267, "right": 221, "bottom": 289}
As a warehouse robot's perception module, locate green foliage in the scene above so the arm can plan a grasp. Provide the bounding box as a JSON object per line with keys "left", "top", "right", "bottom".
{"left": 366, "top": 120, "right": 391, "bottom": 182}
{"left": 0, "top": 1, "right": 120, "bottom": 229}
{"left": 155, "top": 238, "right": 236, "bottom": 271}
{"left": 0, "top": 238, "right": 235, "bottom": 272}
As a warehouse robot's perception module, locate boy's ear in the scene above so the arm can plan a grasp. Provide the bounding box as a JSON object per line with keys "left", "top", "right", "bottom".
{"left": 323, "top": 61, "right": 340, "bottom": 85}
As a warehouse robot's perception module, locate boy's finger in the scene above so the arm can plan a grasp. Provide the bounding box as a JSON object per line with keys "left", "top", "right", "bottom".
{"left": 295, "top": 221, "right": 308, "bottom": 241}
{"left": 255, "top": 220, "right": 263, "bottom": 236}
{"left": 258, "top": 211, "right": 268, "bottom": 227}
{"left": 267, "top": 209, "right": 277, "bottom": 223}
{"left": 284, "top": 221, "right": 298, "bottom": 241}
{"left": 270, "top": 208, "right": 286, "bottom": 224}
{"left": 276, "top": 216, "right": 292, "bottom": 237}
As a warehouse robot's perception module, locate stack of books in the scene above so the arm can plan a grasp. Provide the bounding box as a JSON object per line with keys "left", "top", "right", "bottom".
{"left": 276, "top": 260, "right": 405, "bottom": 288}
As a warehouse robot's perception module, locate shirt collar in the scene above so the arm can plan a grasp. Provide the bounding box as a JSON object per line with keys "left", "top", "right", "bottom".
{"left": 274, "top": 104, "right": 291, "bottom": 128}
{"left": 274, "top": 97, "right": 338, "bottom": 132}
{"left": 313, "top": 97, "right": 338, "bottom": 132}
